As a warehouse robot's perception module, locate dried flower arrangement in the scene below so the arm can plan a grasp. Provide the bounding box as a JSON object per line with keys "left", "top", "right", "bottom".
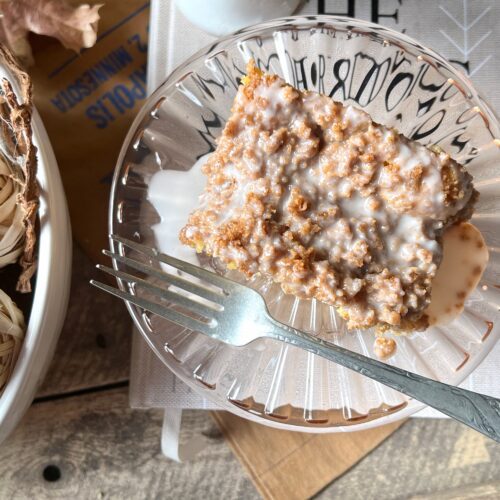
{"left": 0, "top": 0, "right": 103, "bottom": 65}
{"left": 0, "top": 44, "right": 39, "bottom": 396}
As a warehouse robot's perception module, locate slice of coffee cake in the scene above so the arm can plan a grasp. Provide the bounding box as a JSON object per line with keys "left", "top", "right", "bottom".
{"left": 180, "top": 61, "right": 477, "bottom": 331}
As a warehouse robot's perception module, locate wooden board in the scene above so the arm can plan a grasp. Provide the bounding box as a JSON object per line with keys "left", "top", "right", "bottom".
{"left": 0, "top": 388, "right": 260, "bottom": 499}
{"left": 213, "top": 411, "right": 404, "bottom": 500}
{"left": 411, "top": 483, "right": 500, "bottom": 500}
{"left": 316, "top": 419, "right": 500, "bottom": 499}
{"left": 3, "top": 388, "right": 499, "bottom": 499}
{"left": 36, "top": 243, "right": 132, "bottom": 397}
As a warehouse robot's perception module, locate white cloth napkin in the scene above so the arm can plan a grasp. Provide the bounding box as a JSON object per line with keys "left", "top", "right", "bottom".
{"left": 131, "top": 326, "right": 500, "bottom": 416}
{"left": 131, "top": 0, "right": 500, "bottom": 450}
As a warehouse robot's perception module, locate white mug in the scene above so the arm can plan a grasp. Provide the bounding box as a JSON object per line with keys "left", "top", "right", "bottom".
{"left": 175, "top": 0, "right": 301, "bottom": 36}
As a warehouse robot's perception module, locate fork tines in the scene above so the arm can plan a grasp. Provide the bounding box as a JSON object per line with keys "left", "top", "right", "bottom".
{"left": 90, "top": 235, "right": 229, "bottom": 333}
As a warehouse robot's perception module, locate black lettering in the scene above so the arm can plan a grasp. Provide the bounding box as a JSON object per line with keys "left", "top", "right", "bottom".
{"left": 456, "top": 107, "right": 478, "bottom": 124}
{"left": 318, "top": 0, "right": 355, "bottom": 17}
{"left": 416, "top": 97, "right": 436, "bottom": 117}
{"left": 254, "top": 53, "right": 279, "bottom": 73}
{"left": 292, "top": 57, "right": 308, "bottom": 90}
{"left": 371, "top": 0, "right": 400, "bottom": 24}
{"left": 418, "top": 66, "right": 447, "bottom": 93}
{"left": 411, "top": 110, "right": 446, "bottom": 141}
{"left": 349, "top": 53, "right": 390, "bottom": 106}
{"left": 310, "top": 55, "right": 326, "bottom": 93}
{"left": 317, "top": 55, "right": 326, "bottom": 94}
{"left": 433, "top": 127, "right": 469, "bottom": 153}
{"left": 391, "top": 51, "right": 411, "bottom": 72}
{"left": 440, "top": 80, "right": 460, "bottom": 102}
{"left": 404, "top": 64, "right": 427, "bottom": 99}
{"left": 190, "top": 73, "right": 225, "bottom": 100}
{"left": 385, "top": 72, "right": 414, "bottom": 111}
{"left": 449, "top": 59, "right": 470, "bottom": 74}
{"left": 197, "top": 111, "right": 225, "bottom": 157}
{"left": 329, "top": 59, "right": 350, "bottom": 99}
{"left": 463, "top": 147, "right": 478, "bottom": 165}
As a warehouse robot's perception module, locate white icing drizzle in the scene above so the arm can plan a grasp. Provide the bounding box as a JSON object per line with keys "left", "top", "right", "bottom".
{"left": 148, "top": 155, "right": 209, "bottom": 263}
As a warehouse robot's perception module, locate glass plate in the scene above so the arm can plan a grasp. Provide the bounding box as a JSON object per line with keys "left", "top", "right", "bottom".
{"left": 110, "top": 16, "right": 500, "bottom": 432}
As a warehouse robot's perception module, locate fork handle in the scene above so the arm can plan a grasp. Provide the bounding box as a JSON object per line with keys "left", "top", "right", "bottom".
{"left": 267, "top": 319, "right": 500, "bottom": 442}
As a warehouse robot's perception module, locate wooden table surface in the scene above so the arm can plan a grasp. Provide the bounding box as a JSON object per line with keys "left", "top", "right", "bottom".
{"left": 1, "top": 242, "right": 499, "bottom": 499}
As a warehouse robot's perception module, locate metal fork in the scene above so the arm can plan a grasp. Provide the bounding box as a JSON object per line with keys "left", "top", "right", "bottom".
{"left": 91, "top": 235, "right": 500, "bottom": 442}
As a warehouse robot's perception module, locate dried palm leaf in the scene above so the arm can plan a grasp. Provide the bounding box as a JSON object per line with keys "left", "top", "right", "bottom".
{"left": 0, "top": 44, "right": 38, "bottom": 293}
{"left": 0, "top": 288, "right": 25, "bottom": 396}
{"left": 0, "top": 156, "right": 25, "bottom": 267}
{"left": 0, "top": 45, "right": 39, "bottom": 396}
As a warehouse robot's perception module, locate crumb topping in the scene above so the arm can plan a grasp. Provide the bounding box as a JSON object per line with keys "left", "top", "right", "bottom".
{"left": 374, "top": 336, "right": 397, "bottom": 359}
{"left": 180, "top": 61, "right": 477, "bottom": 330}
